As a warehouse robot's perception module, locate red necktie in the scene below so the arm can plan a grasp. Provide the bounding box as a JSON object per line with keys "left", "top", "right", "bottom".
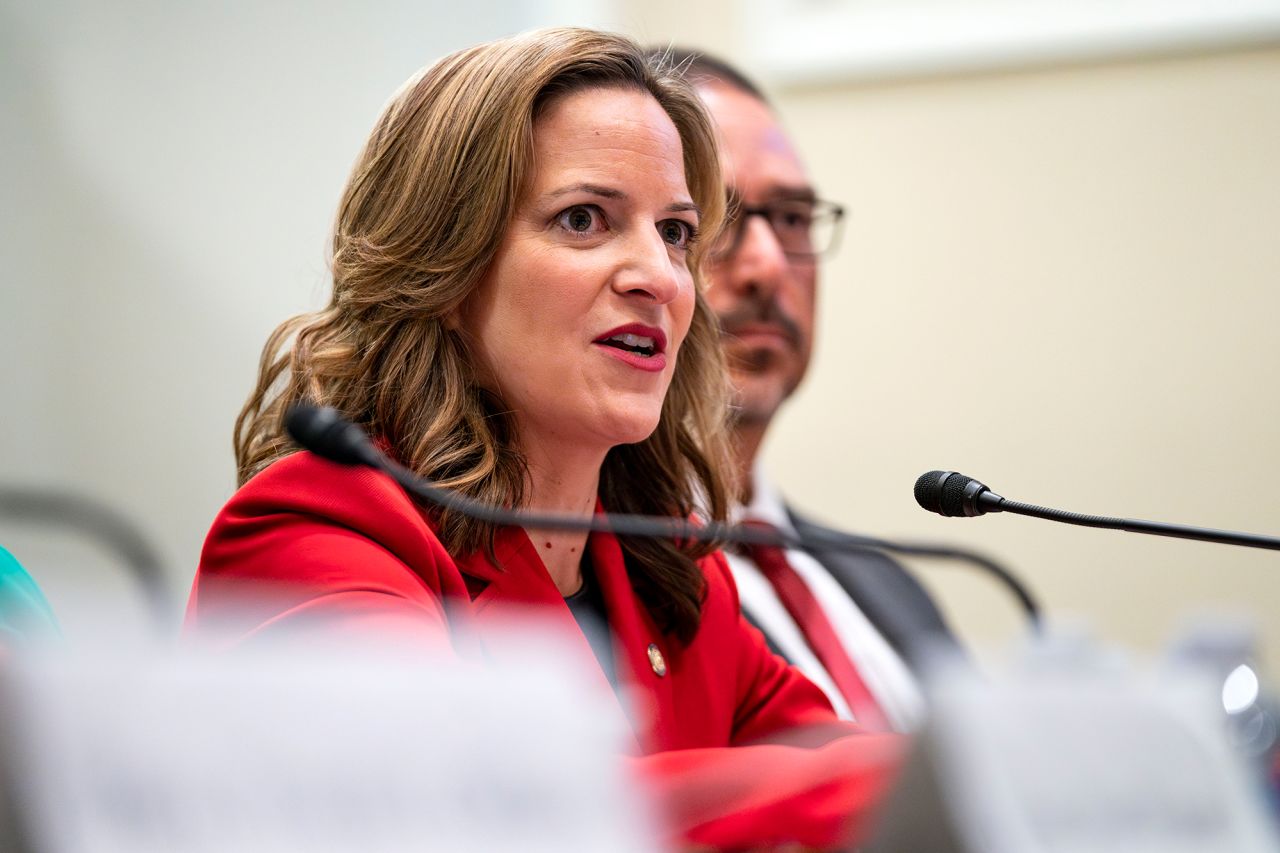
{"left": 741, "top": 520, "right": 892, "bottom": 731}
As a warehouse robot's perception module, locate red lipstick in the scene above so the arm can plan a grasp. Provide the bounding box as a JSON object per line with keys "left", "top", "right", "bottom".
{"left": 593, "top": 323, "right": 668, "bottom": 373}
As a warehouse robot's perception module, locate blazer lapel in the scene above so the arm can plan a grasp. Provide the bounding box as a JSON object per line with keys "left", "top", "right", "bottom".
{"left": 455, "top": 527, "right": 564, "bottom": 613}
{"left": 587, "top": 523, "right": 675, "bottom": 754}
{"left": 455, "top": 524, "right": 643, "bottom": 750}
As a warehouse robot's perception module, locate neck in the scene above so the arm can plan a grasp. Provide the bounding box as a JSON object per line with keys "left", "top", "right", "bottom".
{"left": 521, "top": 436, "right": 606, "bottom": 597}
{"left": 731, "top": 421, "right": 768, "bottom": 505}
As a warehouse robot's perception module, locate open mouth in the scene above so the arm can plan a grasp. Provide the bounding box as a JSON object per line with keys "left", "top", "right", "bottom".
{"left": 599, "top": 332, "right": 658, "bottom": 358}
{"left": 594, "top": 324, "right": 667, "bottom": 360}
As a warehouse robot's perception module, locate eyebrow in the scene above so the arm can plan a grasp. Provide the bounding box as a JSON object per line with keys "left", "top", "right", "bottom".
{"left": 667, "top": 201, "right": 702, "bottom": 217}
{"left": 728, "top": 184, "right": 817, "bottom": 204}
{"left": 547, "top": 183, "right": 701, "bottom": 218}
{"left": 548, "top": 182, "right": 626, "bottom": 200}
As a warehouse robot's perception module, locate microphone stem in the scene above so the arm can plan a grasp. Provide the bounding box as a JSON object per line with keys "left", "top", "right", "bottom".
{"left": 383, "top": 457, "right": 1045, "bottom": 625}
{"left": 0, "top": 487, "right": 174, "bottom": 631}
{"left": 998, "top": 500, "right": 1280, "bottom": 551}
{"left": 381, "top": 457, "right": 805, "bottom": 550}
{"left": 867, "top": 539, "right": 1042, "bottom": 626}
{"left": 288, "top": 406, "right": 1047, "bottom": 630}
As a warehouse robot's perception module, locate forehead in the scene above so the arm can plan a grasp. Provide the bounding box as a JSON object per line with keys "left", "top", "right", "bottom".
{"left": 697, "top": 81, "right": 809, "bottom": 197}
{"left": 529, "top": 86, "right": 689, "bottom": 194}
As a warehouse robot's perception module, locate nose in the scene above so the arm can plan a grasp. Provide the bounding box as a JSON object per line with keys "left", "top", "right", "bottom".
{"left": 612, "top": 229, "right": 684, "bottom": 305}
{"left": 721, "top": 214, "right": 790, "bottom": 301}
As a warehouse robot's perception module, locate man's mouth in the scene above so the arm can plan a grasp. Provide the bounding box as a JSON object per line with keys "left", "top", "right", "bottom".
{"left": 721, "top": 323, "right": 795, "bottom": 347}
{"left": 717, "top": 301, "right": 802, "bottom": 350}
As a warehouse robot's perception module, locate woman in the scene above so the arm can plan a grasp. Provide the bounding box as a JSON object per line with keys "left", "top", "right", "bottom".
{"left": 187, "top": 28, "right": 901, "bottom": 850}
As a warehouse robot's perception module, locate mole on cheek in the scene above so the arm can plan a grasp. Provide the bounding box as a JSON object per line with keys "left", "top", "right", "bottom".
{"left": 544, "top": 542, "right": 552, "bottom": 549}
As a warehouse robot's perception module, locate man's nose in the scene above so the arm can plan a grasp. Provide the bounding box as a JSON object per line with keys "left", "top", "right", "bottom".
{"left": 726, "top": 214, "right": 790, "bottom": 300}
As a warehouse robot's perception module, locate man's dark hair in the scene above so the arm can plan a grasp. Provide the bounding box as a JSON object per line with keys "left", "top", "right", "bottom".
{"left": 649, "top": 45, "right": 769, "bottom": 104}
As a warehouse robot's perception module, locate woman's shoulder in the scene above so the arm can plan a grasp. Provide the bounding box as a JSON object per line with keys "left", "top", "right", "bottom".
{"left": 191, "top": 451, "right": 464, "bottom": 642}
{"left": 228, "top": 450, "right": 419, "bottom": 522}
{"left": 203, "top": 451, "right": 450, "bottom": 580}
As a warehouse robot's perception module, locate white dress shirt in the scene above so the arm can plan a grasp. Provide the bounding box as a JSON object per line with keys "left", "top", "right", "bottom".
{"left": 725, "top": 464, "right": 925, "bottom": 731}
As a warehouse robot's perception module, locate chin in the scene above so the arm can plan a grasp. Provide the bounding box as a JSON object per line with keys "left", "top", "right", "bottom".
{"left": 729, "top": 373, "right": 791, "bottom": 425}
{"left": 596, "top": 408, "right": 664, "bottom": 448}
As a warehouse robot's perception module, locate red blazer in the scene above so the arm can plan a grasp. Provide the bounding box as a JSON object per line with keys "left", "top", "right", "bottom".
{"left": 187, "top": 451, "right": 902, "bottom": 849}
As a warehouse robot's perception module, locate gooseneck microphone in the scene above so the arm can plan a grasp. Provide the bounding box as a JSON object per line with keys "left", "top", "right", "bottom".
{"left": 286, "top": 405, "right": 1043, "bottom": 624}
{"left": 289, "top": 404, "right": 827, "bottom": 551}
{"left": 914, "top": 470, "right": 1005, "bottom": 518}
{"left": 0, "top": 487, "right": 173, "bottom": 630}
{"left": 915, "top": 470, "right": 1280, "bottom": 551}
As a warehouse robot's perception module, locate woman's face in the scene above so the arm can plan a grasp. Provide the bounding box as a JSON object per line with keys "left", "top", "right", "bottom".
{"left": 462, "top": 86, "right": 699, "bottom": 459}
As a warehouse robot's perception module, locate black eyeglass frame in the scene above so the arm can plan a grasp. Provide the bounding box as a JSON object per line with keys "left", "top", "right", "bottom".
{"left": 710, "top": 198, "right": 846, "bottom": 262}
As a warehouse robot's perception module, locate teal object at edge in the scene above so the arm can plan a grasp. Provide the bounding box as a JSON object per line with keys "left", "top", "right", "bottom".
{"left": 0, "top": 545, "right": 60, "bottom": 646}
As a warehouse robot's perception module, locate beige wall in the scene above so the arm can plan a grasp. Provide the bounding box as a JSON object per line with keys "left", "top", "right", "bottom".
{"left": 0, "top": 2, "right": 613, "bottom": 640}
{"left": 627, "top": 5, "right": 1280, "bottom": 663}
{"left": 3, "top": 2, "right": 1276, "bottom": 661}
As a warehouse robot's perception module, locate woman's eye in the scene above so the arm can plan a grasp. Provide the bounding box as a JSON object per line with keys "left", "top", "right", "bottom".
{"left": 557, "top": 205, "right": 602, "bottom": 234}
{"left": 659, "top": 219, "right": 695, "bottom": 249}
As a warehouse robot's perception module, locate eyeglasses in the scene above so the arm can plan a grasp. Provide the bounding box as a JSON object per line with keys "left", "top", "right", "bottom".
{"left": 710, "top": 196, "right": 845, "bottom": 262}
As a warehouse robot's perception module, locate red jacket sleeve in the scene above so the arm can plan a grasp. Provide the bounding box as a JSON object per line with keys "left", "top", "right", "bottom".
{"left": 185, "top": 452, "right": 468, "bottom": 650}
{"left": 629, "top": 550, "right": 905, "bottom": 850}
{"left": 632, "top": 733, "right": 903, "bottom": 851}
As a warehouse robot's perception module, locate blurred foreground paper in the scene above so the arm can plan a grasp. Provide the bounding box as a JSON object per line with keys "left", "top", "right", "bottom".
{"left": 867, "top": 634, "right": 1280, "bottom": 853}
{"left": 0, "top": 631, "right": 656, "bottom": 853}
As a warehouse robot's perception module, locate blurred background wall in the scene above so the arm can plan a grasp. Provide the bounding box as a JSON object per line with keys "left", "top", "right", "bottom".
{"left": 2, "top": 0, "right": 1277, "bottom": 663}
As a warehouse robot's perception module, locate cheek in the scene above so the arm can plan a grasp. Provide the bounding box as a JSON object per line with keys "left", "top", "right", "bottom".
{"left": 700, "top": 268, "right": 734, "bottom": 314}
{"left": 476, "top": 249, "right": 555, "bottom": 340}
{"left": 669, "top": 282, "right": 698, "bottom": 357}
{"left": 465, "top": 256, "right": 542, "bottom": 386}
{"left": 785, "top": 274, "right": 818, "bottom": 338}
{"left": 702, "top": 287, "right": 731, "bottom": 318}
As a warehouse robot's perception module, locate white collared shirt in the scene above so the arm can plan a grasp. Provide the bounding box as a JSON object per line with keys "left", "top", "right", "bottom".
{"left": 725, "top": 465, "right": 925, "bottom": 730}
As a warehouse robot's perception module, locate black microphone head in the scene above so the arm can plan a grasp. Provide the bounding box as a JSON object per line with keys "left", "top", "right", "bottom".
{"left": 284, "top": 403, "right": 380, "bottom": 468}
{"left": 940, "top": 472, "right": 978, "bottom": 517}
{"left": 914, "top": 471, "right": 953, "bottom": 515}
{"left": 915, "top": 470, "right": 993, "bottom": 517}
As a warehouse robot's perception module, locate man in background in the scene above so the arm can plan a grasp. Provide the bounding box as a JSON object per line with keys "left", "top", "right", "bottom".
{"left": 664, "top": 48, "right": 960, "bottom": 731}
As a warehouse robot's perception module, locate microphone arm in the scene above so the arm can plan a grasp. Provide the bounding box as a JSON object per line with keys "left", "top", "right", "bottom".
{"left": 287, "top": 403, "right": 865, "bottom": 553}
{"left": 0, "top": 487, "right": 174, "bottom": 631}
{"left": 915, "top": 470, "right": 1280, "bottom": 552}
{"left": 851, "top": 535, "right": 1041, "bottom": 626}
{"left": 997, "top": 498, "right": 1280, "bottom": 551}
{"left": 287, "top": 405, "right": 1043, "bottom": 625}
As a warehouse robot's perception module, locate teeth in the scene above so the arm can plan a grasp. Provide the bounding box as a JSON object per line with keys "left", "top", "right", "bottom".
{"left": 609, "top": 333, "right": 655, "bottom": 349}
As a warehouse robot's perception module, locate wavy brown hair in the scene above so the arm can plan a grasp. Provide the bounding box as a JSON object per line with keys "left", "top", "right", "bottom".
{"left": 234, "top": 28, "right": 731, "bottom": 644}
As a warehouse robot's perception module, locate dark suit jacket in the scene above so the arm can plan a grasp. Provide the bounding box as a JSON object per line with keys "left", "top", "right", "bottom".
{"left": 785, "top": 508, "right": 962, "bottom": 671}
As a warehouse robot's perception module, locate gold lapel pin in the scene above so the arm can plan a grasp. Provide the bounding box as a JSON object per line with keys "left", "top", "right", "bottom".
{"left": 647, "top": 643, "right": 667, "bottom": 677}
